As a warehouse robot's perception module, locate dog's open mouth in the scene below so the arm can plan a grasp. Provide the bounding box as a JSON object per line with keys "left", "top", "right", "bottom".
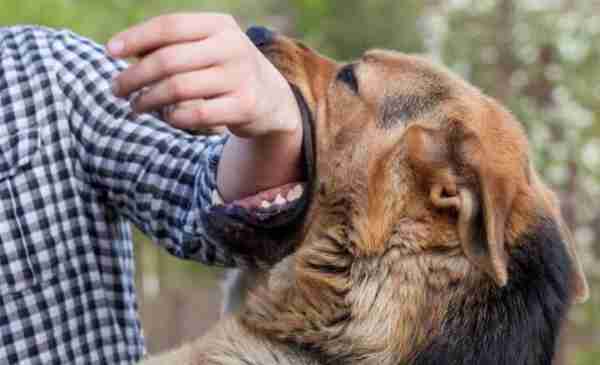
{"left": 206, "top": 27, "right": 317, "bottom": 230}
{"left": 210, "top": 182, "right": 307, "bottom": 226}
{"left": 209, "top": 84, "right": 316, "bottom": 230}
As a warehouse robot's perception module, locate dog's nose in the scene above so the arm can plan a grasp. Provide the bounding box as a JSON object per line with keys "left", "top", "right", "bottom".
{"left": 246, "top": 26, "right": 274, "bottom": 47}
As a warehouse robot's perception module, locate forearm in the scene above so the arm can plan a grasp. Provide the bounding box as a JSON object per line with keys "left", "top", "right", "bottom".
{"left": 217, "top": 123, "right": 303, "bottom": 202}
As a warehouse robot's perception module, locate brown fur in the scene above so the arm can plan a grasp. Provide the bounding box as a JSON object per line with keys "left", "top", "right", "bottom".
{"left": 140, "top": 33, "right": 588, "bottom": 365}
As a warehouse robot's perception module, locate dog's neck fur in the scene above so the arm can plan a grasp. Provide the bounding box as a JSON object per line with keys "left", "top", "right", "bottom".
{"left": 243, "top": 216, "right": 573, "bottom": 365}
{"left": 409, "top": 217, "right": 572, "bottom": 365}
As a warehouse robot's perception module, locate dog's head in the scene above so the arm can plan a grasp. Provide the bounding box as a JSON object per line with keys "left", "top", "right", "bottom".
{"left": 243, "top": 27, "right": 589, "bottom": 362}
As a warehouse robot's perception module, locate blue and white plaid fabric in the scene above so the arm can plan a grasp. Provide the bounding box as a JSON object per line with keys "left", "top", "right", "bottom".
{"left": 0, "top": 26, "right": 244, "bottom": 364}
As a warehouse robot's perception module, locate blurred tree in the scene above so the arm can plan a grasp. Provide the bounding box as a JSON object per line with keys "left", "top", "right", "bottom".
{"left": 0, "top": 0, "right": 244, "bottom": 41}
{"left": 284, "top": 0, "right": 426, "bottom": 59}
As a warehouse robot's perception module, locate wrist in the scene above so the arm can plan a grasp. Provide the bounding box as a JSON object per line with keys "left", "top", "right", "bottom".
{"left": 217, "top": 98, "right": 304, "bottom": 202}
{"left": 265, "top": 80, "right": 303, "bottom": 137}
{"left": 216, "top": 74, "right": 304, "bottom": 202}
{"left": 217, "top": 129, "right": 303, "bottom": 202}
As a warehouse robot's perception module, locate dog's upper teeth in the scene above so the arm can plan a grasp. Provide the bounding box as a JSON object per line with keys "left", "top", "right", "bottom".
{"left": 286, "top": 184, "right": 304, "bottom": 202}
{"left": 274, "top": 194, "right": 287, "bottom": 205}
{"left": 212, "top": 190, "right": 224, "bottom": 206}
{"left": 260, "top": 200, "right": 272, "bottom": 209}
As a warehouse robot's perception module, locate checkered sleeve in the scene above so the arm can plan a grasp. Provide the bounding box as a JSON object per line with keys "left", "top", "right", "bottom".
{"left": 48, "top": 29, "right": 239, "bottom": 266}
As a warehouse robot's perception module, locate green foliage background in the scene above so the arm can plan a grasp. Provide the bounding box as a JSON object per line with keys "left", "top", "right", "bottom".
{"left": 2, "top": 0, "right": 599, "bottom": 363}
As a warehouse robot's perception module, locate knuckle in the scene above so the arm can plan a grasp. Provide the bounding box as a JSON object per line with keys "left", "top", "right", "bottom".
{"left": 238, "top": 90, "right": 258, "bottom": 120}
{"left": 167, "top": 80, "right": 187, "bottom": 100}
{"left": 154, "top": 51, "right": 173, "bottom": 73}
{"left": 220, "top": 14, "right": 238, "bottom": 28}
{"left": 221, "top": 27, "right": 241, "bottom": 42}
{"left": 222, "top": 30, "right": 251, "bottom": 56}
{"left": 113, "top": 73, "right": 128, "bottom": 92}
{"left": 159, "top": 14, "right": 179, "bottom": 30}
{"left": 156, "top": 15, "right": 181, "bottom": 41}
{"left": 173, "top": 103, "right": 206, "bottom": 125}
{"left": 190, "top": 105, "right": 206, "bottom": 122}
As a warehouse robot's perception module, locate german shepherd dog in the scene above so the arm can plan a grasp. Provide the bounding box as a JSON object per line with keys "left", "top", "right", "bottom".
{"left": 141, "top": 27, "right": 589, "bottom": 365}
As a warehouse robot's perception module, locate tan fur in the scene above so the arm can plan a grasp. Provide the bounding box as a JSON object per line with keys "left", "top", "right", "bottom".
{"left": 140, "top": 33, "right": 587, "bottom": 365}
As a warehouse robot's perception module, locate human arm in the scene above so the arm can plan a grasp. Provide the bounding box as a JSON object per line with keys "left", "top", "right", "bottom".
{"left": 49, "top": 28, "right": 302, "bottom": 266}
{"left": 108, "top": 13, "right": 303, "bottom": 202}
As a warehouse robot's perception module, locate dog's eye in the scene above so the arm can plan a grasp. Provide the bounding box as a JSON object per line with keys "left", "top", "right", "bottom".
{"left": 337, "top": 64, "right": 359, "bottom": 94}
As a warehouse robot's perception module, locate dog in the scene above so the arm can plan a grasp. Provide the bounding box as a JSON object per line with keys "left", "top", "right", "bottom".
{"left": 140, "top": 26, "right": 589, "bottom": 365}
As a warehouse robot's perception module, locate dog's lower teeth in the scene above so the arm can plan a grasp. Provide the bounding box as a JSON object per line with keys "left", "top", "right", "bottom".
{"left": 212, "top": 190, "right": 224, "bottom": 206}
{"left": 260, "top": 200, "right": 272, "bottom": 209}
{"left": 274, "top": 194, "right": 287, "bottom": 205}
{"left": 286, "top": 185, "right": 304, "bottom": 201}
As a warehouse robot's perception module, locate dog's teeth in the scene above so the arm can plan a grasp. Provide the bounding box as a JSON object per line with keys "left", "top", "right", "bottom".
{"left": 212, "top": 190, "right": 224, "bottom": 206}
{"left": 287, "top": 185, "right": 304, "bottom": 202}
{"left": 260, "top": 200, "right": 272, "bottom": 209}
{"left": 274, "top": 194, "right": 287, "bottom": 205}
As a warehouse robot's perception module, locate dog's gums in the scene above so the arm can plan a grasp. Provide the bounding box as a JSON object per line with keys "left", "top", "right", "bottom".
{"left": 212, "top": 182, "right": 306, "bottom": 221}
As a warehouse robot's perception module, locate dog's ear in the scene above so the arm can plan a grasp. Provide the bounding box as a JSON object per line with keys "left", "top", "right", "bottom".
{"left": 556, "top": 215, "right": 590, "bottom": 303}
{"left": 406, "top": 122, "right": 518, "bottom": 287}
{"left": 533, "top": 170, "right": 589, "bottom": 303}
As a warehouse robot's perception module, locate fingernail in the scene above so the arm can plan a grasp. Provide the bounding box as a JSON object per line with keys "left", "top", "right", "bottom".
{"left": 111, "top": 80, "right": 120, "bottom": 96}
{"left": 131, "top": 94, "right": 141, "bottom": 112}
{"left": 170, "top": 108, "right": 192, "bottom": 121}
{"left": 162, "top": 105, "right": 176, "bottom": 118}
{"left": 107, "top": 39, "right": 125, "bottom": 56}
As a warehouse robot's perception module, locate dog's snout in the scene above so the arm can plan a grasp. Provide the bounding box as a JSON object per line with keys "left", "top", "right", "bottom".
{"left": 246, "top": 26, "right": 274, "bottom": 47}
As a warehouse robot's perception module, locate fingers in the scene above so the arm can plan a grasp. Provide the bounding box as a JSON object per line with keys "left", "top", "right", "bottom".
{"left": 114, "top": 36, "right": 230, "bottom": 97}
{"left": 107, "top": 12, "right": 298, "bottom": 138}
{"left": 132, "top": 67, "right": 233, "bottom": 113}
{"left": 166, "top": 97, "right": 249, "bottom": 130}
{"left": 107, "top": 13, "right": 239, "bottom": 58}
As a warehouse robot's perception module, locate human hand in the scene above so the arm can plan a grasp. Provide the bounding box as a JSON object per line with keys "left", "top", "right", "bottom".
{"left": 107, "top": 13, "right": 301, "bottom": 139}
{"left": 107, "top": 13, "right": 304, "bottom": 202}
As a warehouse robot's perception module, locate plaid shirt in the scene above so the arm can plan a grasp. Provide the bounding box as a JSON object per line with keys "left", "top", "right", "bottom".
{"left": 0, "top": 26, "right": 253, "bottom": 364}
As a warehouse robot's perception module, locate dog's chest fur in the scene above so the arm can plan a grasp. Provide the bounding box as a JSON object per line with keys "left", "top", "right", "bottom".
{"left": 225, "top": 218, "right": 572, "bottom": 365}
